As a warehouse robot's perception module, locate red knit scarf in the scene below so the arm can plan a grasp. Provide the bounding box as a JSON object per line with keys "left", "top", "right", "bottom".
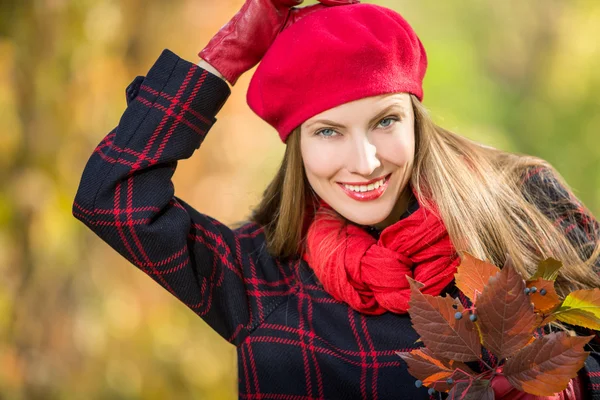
{"left": 302, "top": 187, "right": 460, "bottom": 315}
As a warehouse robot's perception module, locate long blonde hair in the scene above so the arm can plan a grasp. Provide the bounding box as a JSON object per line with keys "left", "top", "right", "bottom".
{"left": 245, "top": 95, "right": 600, "bottom": 297}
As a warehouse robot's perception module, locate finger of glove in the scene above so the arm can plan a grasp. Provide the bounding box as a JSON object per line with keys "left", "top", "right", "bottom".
{"left": 199, "top": 0, "right": 286, "bottom": 84}
{"left": 490, "top": 375, "right": 516, "bottom": 398}
{"left": 490, "top": 376, "right": 536, "bottom": 399}
{"left": 271, "top": 0, "right": 303, "bottom": 7}
{"left": 317, "top": 0, "right": 360, "bottom": 6}
{"left": 284, "top": 0, "right": 359, "bottom": 29}
{"left": 491, "top": 376, "right": 561, "bottom": 400}
{"left": 283, "top": 3, "right": 327, "bottom": 30}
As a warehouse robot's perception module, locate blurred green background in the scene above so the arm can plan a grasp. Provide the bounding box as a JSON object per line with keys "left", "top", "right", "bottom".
{"left": 1, "top": 0, "right": 599, "bottom": 398}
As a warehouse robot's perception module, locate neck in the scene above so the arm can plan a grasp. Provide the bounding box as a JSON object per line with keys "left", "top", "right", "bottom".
{"left": 371, "top": 186, "right": 413, "bottom": 230}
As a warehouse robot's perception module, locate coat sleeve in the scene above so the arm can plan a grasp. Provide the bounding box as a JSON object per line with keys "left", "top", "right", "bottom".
{"left": 522, "top": 166, "right": 600, "bottom": 399}
{"left": 521, "top": 166, "right": 600, "bottom": 270}
{"left": 72, "top": 49, "right": 293, "bottom": 346}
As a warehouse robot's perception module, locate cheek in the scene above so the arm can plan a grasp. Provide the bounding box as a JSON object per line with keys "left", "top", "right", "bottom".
{"left": 378, "top": 127, "right": 415, "bottom": 165}
{"left": 301, "top": 142, "right": 342, "bottom": 181}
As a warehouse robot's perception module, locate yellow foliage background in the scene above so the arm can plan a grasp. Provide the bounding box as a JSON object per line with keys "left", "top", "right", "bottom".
{"left": 1, "top": 0, "right": 599, "bottom": 398}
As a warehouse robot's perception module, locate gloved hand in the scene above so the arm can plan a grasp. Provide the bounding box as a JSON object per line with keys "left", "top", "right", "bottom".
{"left": 198, "top": 0, "right": 359, "bottom": 85}
{"left": 490, "top": 374, "right": 582, "bottom": 400}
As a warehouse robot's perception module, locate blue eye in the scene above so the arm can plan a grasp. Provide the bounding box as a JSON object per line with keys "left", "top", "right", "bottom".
{"left": 315, "top": 128, "right": 338, "bottom": 138}
{"left": 378, "top": 117, "right": 397, "bottom": 128}
{"left": 314, "top": 115, "right": 399, "bottom": 138}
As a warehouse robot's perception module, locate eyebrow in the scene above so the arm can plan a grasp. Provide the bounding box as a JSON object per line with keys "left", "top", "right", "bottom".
{"left": 305, "top": 104, "right": 408, "bottom": 130}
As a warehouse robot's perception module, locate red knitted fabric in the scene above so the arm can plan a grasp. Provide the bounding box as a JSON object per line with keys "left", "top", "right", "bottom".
{"left": 302, "top": 187, "right": 460, "bottom": 315}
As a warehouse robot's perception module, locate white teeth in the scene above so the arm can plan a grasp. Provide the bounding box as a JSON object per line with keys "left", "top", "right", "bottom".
{"left": 342, "top": 177, "right": 386, "bottom": 192}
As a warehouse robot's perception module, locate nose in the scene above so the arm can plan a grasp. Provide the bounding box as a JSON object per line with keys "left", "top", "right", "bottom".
{"left": 348, "top": 134, "right": 381, "bottom": 177}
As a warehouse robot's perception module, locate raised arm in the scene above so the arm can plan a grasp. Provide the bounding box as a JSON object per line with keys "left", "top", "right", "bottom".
{"left": 72, "top": 50, "right": 272, "bottom": 345}
{"left": 72, "top": 0, "right": 359, "bottom": 346}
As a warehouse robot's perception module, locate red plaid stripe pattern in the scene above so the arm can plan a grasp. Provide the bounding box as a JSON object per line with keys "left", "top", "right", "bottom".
{"left": 73, "top": 49, "right": 600, "bottom": 399}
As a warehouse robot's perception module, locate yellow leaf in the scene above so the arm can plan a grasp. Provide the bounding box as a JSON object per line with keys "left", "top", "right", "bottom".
{"left": 554, "top": 289, "right": 600, "bottom": 330}
{"left": 530, "top": 258, "right": 563, "bottom": 281}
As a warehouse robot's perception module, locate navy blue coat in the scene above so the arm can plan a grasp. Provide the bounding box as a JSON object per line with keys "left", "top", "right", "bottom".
{"left": 73, "top": 49, "right": 600, "bottom": 399}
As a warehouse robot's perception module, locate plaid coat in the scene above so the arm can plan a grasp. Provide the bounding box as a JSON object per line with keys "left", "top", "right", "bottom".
{"left": 73, "top": 49, "right": 600, "bottom": 399}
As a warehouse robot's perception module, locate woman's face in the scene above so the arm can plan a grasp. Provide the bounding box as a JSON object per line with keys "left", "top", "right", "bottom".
{"left": 300, "top": 92, "right": 416, "bottom": 229}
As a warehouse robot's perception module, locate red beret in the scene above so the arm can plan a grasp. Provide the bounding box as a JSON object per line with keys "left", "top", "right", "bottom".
{"left": 246, "top": 3, "right": 428, "bottom": 143}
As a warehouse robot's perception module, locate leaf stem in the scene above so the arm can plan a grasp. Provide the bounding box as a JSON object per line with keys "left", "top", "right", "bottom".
{"left": 478, "top": 357, "right": 494, "bottom": 371}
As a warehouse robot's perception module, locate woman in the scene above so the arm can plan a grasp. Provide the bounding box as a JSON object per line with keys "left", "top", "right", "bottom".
{"left": 73, "top": 1, "right": 600, "bottom": 398}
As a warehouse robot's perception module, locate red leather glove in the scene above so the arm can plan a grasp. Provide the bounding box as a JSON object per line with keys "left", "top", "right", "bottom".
{"left": 198, "top": 0, "right": 359, "bottom": 85}
{"left": 490, "top": 374, "right": 584, "bottom": 400}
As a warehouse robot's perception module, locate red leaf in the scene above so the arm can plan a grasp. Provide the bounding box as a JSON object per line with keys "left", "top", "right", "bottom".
{"left": 448, "top": 380, "right": 494, "bottom": 400}
{"left": 455, "top": 253, "right": 501, "bottom": 303}
{"left": 526, "top": 278, "right": 560, "bottom": 314}
{"left": 408, "top": 277, "right": 481, "bottom": 362}
{"left": 503, "top": 332, "right": 592, "bottom": 396}
{"left": 475, "top": 257, "right": 537, "bottom": 360}
{"left": 398, "top": 347, "right": 475, "bottom": 392}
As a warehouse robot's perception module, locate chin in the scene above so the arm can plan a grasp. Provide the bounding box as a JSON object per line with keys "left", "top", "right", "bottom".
{"left": 337, "top": 206, "right": 391, "bottom": 227}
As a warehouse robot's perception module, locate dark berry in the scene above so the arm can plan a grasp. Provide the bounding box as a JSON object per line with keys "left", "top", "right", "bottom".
{"left": 415, "top": 380, "right": 423, "bottom": 388}
{"left": 530, "top": 286, "right": 537, "bottom": 293}
{"left": 524, "top": 288, "right": 531, "bottom": 295}
{"left": 469, "top": 314, "right": 478, "bottom": 322}
{"left": 540, "top": 288, "right": 547, "bottom": 296}
{"left": 446, "top": 378, "right": 454, "bottom": 385}
{"left": 454, "top": 312, "right": 463, "bottom": 320}
{"left": 428, "top": 388, "right": 436, "bottom": 395}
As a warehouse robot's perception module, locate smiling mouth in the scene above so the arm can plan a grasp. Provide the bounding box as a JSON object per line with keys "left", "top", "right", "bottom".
{"left": 337, "top": 173, "right": 392, "bottom": 201}
{"left": 338, "top": 173, "right": 391, "bottom": 191}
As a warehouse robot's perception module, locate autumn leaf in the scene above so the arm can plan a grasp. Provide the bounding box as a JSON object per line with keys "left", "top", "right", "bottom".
{"left": 540, "top": 314, "right": 556, "bottom": 326}
{"left": 529, "top": 258, "right": 562, "bottom": 281}
{"left": 405, "top": 254, "right": 594, "bottom": 398}
{"left": 397, "top": 347, "right": 475, "bottom": 392}
{"left": 447, "top": 379, "right": 494, "bottom": 400}
{"left": 455, "top": 252, "right": 500, "bottom": 303}
{"left": 407, "top": 277, "right": 481, "bottom": 362}
{"left": 503, "top": 332, "right": 592, "bottom": 396}
{"left": 553, "top": 289, "right": 600, "bottom": 330}
{"left": 526, "top": 278, "right": 560, "bottom": 314}
{"left": 475, "top": 257, "right": 537, "bottom": 360}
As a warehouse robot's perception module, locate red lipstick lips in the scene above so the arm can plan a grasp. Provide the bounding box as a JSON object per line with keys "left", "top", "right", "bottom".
{"left": 337, "top": 173, "right": 391, "bottom": 202}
